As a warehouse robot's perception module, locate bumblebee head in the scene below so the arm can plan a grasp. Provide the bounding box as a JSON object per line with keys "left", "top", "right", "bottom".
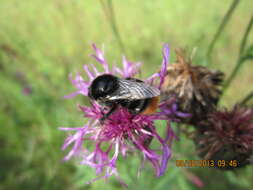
{"left": 88, "top": 74, "right": 119, "bottom": 100}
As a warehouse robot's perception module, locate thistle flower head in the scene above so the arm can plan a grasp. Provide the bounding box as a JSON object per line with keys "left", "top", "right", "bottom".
{"left": 60, "top": 44, "right": 186, "bottom": 184}
{"left": 195, "top": 105, "right": 253, "bottom": 169}
{"left": 161, "top": 50, "right": 224, "bottom": 124}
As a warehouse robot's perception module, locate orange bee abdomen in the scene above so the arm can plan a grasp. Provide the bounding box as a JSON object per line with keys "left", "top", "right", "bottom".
{"left": 141, "top": 96, "right": 160, "bottom": 115}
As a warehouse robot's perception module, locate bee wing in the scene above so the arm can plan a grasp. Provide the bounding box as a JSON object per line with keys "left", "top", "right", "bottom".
{"left": 107, "top": 78, "right": 160, "bottom": 100}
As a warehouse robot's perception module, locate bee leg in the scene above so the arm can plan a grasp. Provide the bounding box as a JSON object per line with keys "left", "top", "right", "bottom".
{"left": 100, "top": 104, "right": 118, "bottom": 124}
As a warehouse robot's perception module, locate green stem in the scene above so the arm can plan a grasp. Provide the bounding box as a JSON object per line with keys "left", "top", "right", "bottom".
{"left": 240, "top": 91, "right": 253, "bottom": 105}
{"left": 222, "top": 14, "right": 253, "bottom": 94}
{"left": 239, "top": 14, "right": 253, "bottom": 55}
{"left": 100, "top": 0, "right": 126, "bottom": 53}
{"left": 206, "top": 0, "right": 240, "bottom": 58}
{"left": 222, "top": 57, "right": 242, "bottom": 92}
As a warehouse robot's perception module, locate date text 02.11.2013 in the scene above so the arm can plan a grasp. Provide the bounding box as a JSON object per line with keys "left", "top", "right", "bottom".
{"left": 175, "top": 160, "right": 238, "bottom": 168}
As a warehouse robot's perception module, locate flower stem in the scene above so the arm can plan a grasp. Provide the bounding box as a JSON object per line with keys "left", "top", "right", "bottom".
{"left": 239, "top": 14, "right": 253, "bottom": 55}
{"left": 100, "top": 0, "right": 126, "bottom": 53}
{"left": 240, "top": 91, "right": 253, "bottom": 105}
{"left": 206, "top": 0, "right": 240, "bottom": 59}
{"left": 222, "top": 14, "right": 253, "bottom": 94}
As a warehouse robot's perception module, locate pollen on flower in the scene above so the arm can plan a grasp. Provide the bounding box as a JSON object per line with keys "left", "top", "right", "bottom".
{"left": 59, "top": 44, "right": 185, "bottom": 184}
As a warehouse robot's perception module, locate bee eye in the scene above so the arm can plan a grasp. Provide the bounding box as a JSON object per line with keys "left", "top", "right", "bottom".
{"left": 97, "top": 80, "right": 113, "bottom": 93}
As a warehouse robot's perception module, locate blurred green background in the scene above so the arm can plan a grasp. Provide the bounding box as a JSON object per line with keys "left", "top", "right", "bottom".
{"left": 0, "top": 0, "right": 252, "bottom": 189}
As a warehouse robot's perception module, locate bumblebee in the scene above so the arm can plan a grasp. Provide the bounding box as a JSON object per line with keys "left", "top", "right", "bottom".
{"left": 88, "top": 74, "right": 160, "bottom": 121}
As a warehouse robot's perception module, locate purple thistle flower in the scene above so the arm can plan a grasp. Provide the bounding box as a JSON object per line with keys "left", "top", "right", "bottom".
{"left": 195, "top": 105, "right": 253, "bottom": 169}
{"left": 60, "top": 44, "right": 183, "bottom": 184}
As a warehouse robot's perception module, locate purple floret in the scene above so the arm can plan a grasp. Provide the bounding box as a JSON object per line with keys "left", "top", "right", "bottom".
{"left": 60, "top": 44, "right": 184, "bottom": 184}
